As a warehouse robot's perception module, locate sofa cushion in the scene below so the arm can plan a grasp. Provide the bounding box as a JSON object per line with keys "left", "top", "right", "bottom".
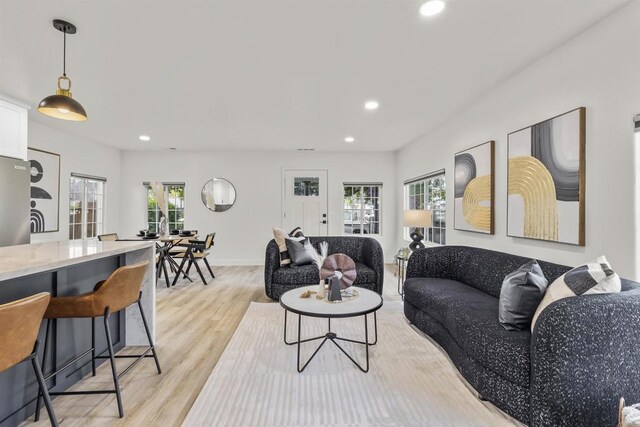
{"left": 531, "top": 255, "right": 621, "bottom": 329}
{"left": 273, "top": 262, "right": 376, "bottom": 286}
{"left": 499, "top": 260, "right": 549, "bottom": 331}
{"left": 285, "top": 237, "right": 314, "bottom": 267}
{"left": 273, "top": 264, "right": 318, "bottom": 285}
{"left": 404, "top": 278, "right": 531, "bottom": 388}
{"left": 431, "top": 246, "right": 570, "bottom": 298}
{"left": 354, "top": 263, "right": 375, "bottom": 284}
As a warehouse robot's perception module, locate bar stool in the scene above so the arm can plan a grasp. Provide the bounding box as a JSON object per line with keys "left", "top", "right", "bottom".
{"left": 35, "top": 261, "right": 161, "bottom": 420}
{"left": 0, "top": 293, "right": 57, "bottom": 426}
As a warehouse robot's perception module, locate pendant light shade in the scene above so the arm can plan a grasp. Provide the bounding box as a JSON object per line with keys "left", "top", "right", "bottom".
{"left": 38, "top": 19, "right": 87, "bottom": 121}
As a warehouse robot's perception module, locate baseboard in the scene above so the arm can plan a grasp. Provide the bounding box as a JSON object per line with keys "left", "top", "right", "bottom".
{"left": 215, "top": 259, "right": 264, "bottom": 266}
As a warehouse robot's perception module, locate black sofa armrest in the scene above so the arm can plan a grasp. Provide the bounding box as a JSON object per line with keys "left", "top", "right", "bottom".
{"left": 362, "top": 238, "right": 384, "bottom": 294}
{"left": 530, "top": 291, "right": 640, "bottom": 427}
{"left": 264, "top": 239, "right": 281, "bottom": 299}
{"left": 405, "top": 246, "right": 453, "bottom": 279}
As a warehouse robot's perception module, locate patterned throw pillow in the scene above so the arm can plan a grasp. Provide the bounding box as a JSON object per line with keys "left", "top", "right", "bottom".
{"left": 272, "top": 227, "right": 305, "bottom": 267}
{"left": 531, "top": 256, "right": 621, "bottom": 330}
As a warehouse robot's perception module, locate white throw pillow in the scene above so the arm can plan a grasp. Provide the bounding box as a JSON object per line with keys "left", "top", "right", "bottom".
{"left": 531, "top": 256, "right": 621, "bottom": 330}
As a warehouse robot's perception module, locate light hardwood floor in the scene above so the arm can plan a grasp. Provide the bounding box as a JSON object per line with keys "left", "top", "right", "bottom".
{"left": 27, "top": 264, "right": 403, "bottom": 426}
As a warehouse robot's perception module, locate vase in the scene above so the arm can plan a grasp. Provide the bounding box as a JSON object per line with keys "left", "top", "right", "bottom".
{"left": 159, "top": 214, "right": 168, "bottom": 236}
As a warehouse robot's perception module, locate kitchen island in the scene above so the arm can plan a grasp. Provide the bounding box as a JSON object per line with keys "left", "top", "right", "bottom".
{"left": 0, "top": 240, "right": 156, "bottom": 427}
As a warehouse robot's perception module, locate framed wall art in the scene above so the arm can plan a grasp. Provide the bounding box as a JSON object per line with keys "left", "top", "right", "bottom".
{"left": 454, "top": 140, "right": 495, "bottom": 234}
{"left": 28, "top": 147, "right": 60, "bottom": 233}
{"left": 507, "top": 107, "right": 585, "bottom": 246}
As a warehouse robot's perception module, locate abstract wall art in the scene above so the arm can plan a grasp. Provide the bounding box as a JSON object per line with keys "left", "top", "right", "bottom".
{"left": 507, "top": 107, "right": 585, "bottom": 246}
{"left": 454, "top": 141, "right": 495, "bottom": 234}
{"left": 28, "top": 148, "right": 60, "bottom": 233}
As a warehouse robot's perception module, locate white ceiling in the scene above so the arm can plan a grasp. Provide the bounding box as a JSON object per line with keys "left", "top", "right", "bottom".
{"left": 0, "top": 0, "right": 630, "bottom": 152}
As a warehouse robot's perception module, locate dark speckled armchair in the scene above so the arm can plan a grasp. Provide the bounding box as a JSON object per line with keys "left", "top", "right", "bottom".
{"left": 264, "top": 236, "right": 384, "bottom": 300}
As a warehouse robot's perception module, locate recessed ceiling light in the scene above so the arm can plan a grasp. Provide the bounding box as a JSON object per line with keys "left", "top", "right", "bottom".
{"left": 345, "top": 136, "right": 355, "bottom": 143}
{"left": 419, "top": 0, "right": 445, "bottom": 17}
{"left": 139, "top": 135, "right": 151, "bottom": 142}
{"left": 364, "top": 100, "right": 379, "bottom": 110}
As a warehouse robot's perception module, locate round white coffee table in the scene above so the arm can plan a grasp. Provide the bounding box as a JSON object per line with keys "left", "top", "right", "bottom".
{"left": 279, "top": 285, "right": 383, "bottom": 373}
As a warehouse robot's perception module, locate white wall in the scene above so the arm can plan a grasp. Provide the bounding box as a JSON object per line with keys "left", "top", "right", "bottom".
{"left": 119, "top": 150, "right": 396, "bottom": 265}
{"left": 28, "top": 120, "right": 122, "bottom": 243}
{"left": 396, "top": 1, "right": 640, "bottom": 279}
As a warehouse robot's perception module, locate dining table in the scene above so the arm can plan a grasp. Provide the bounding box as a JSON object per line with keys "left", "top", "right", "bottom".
{"left": 118, "top": 233, "right": 199, "bottom": 287}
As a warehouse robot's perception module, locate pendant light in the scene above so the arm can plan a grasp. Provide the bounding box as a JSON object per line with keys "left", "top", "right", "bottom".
{"left": 38, "top": 19, "right": 87, "bottom": 121}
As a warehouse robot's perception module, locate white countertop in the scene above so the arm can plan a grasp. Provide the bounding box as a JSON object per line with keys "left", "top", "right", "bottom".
{"left": 0, "top": 240, "right": 155, "bottom": 282}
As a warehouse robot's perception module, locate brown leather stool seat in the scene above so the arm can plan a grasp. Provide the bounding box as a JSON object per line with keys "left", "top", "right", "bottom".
{"left": 0, "top": 293, "right": 57, "bottom": 426}
{"left": 35, "top": 261, "right": 161, "bottom": 421}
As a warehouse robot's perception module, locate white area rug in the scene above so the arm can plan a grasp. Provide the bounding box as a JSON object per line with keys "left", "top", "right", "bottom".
{"left": 183, "top": 301, "right": 516, "bottom": 427}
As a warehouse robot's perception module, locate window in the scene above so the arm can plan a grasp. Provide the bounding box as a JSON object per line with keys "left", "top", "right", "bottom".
{"left": 404, "top": 171, "right": 446, "bottom": 245}
{"left": 294, "top": 177, "right": 320, "bottom": 196}
{"left": 145, "top": 183, "right": 185, "bottom": 233}
{"left": 343, "top": 184, "right": 382, "bottom": 235}
{"left": 69, "top": 175, "right": 106, "bottom": 240}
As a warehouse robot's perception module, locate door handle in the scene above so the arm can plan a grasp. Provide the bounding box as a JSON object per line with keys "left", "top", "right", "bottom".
{"left": 320, "top": 220, "right": 327, "bottom": 224}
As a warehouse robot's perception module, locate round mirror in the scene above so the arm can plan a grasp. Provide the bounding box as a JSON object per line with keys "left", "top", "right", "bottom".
{"left": 201, "top": 178, "right": 237, "bottom": 212}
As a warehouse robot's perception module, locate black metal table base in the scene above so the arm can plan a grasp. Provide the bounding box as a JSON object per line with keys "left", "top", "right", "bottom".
{"left": 283, "top": 310, "right": 378, "bottom": 373}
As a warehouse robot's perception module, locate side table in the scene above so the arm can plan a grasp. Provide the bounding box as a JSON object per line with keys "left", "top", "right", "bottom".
{"left": 395, "top": 254, "right": 409, "bottom": 299}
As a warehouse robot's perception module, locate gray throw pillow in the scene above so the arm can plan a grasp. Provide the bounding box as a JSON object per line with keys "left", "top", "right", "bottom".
{"left": 285, "top": 237, "right": 314, "bottom": 267}
{"left": 498, "top": 260, "right": 548, "bottom": 331}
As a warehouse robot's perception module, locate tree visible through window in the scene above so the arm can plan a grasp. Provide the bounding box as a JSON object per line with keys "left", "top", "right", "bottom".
{"left": 404, "top": 173, "right": 446, "bottom": 245}
{"left": 343, "top": 184, "right": 381, "bottom": 235}
{"left": 146, "top": 184, "right": 185, "bottom": 233}
{"left": 69, "top": 176, "right": 105, "bottom": 240}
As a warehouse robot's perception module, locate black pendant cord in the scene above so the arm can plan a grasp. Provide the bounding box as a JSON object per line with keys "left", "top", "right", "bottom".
{"left": 63, "top": 31, "right": 66, "bottom": 77}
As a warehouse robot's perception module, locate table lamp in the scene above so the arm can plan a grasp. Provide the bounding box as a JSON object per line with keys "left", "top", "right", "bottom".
{"left": 403, "top": 209, "right": 433, "bottom": 251}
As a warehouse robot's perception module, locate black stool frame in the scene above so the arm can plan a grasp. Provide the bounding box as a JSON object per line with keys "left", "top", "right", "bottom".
{"left": 1, "top": 340, "right": 58, "bottom": 426}
{"left": 35, "top": 291, "right": 161, "bottom": 420}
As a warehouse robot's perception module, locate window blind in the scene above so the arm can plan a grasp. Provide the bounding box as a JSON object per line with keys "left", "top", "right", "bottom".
{"left": 71, "top": 173, "right": 107, "bottom": 182}
{"left": 142, "top": 181, "right": 185, "bottom": 186}
{"left": 404, "top": 169, "right": 445, "bottom": 185}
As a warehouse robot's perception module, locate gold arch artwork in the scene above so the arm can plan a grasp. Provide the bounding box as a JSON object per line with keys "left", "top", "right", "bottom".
{"left": 508, "top": 156, "right": 558, "bottom": 241}
{"left": 462, "top": 175, "right": 492, "bottom": 231}
{"left": 454, "top": 140, "right": 494, "bottom": 234}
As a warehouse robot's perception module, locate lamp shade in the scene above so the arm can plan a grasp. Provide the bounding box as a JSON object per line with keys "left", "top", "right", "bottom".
{"left": 37, "top": 20, "right": 88, "bottom": 122}
{"left": 403, "top": 209, "right": 433, "bottom": 228}
{"left": 38, "top": 92, "right": 87, "bottom": 121}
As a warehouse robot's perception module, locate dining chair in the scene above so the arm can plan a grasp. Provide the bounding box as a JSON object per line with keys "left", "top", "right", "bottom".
{"left": 97, "top": 233, "right": 119, "bottom": 241}
{"left": 171, "top": 233, "right": 216, "bottom": 285}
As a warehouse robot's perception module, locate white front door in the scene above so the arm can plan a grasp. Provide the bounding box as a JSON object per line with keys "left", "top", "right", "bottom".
{"left": 283, "top": 169, "right": 328, "bottom": 236}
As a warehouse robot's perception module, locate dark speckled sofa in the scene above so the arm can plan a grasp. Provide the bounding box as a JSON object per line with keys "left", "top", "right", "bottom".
{"left": 265, "top": 236, "right": 384, "bottom": 300}
{"left": 404, "top": 245, "right": 640, "bottom": 427}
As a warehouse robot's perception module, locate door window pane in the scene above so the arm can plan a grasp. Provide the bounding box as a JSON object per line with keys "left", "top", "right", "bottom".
{"left": 294, "top": 177, "right": 319, "bottom": 196}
